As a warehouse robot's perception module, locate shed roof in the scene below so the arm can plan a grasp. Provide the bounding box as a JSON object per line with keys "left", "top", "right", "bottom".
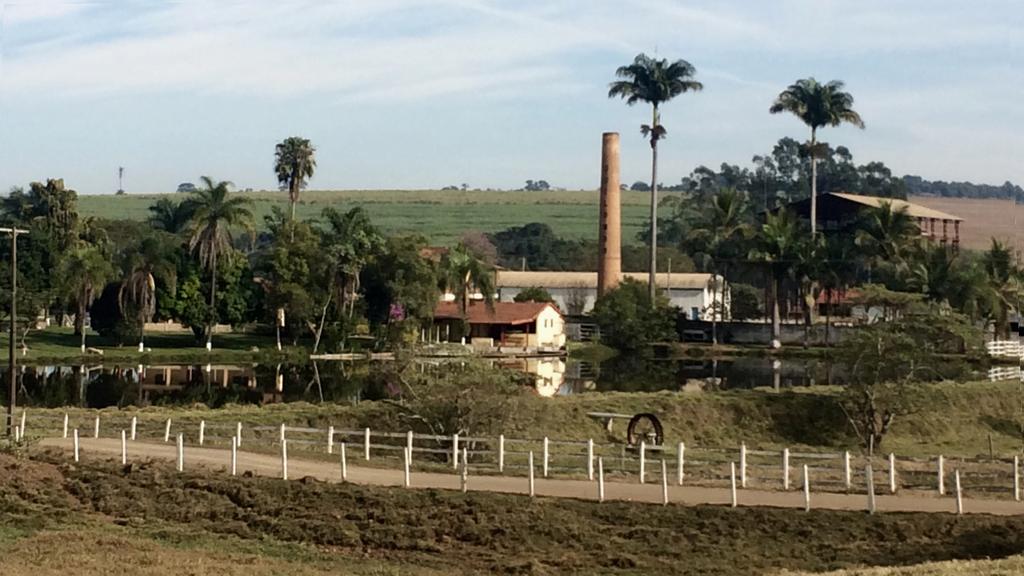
{"left": 496, "top": 271, "right": 715, "bottom": 290}
{"left": 434, "top": 301, "right": 558, "bottom": 325}
{"left": 827, "top": 192, "right": 963, "bottom": 221}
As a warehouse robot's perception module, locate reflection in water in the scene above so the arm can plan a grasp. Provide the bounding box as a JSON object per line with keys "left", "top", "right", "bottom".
{"left": 1, "top": 355, "right": 982, "bottom": 408}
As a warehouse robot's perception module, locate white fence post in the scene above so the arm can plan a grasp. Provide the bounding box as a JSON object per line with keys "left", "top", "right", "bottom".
{"left": 866, "top": 464, "right": 876, "bottom": 514}
{"left": 1015, "top": 455, "right": 1020, "bottom": 502}
{"left": 407, "top": 430, "right": 414, "bottom": 465}
{"left": 543, "top": 437, "right": 550, "bottom": 478}
{"left": 844, "top": 451, "right": 851, "bottom": 490}
{"left": 955, "top": 469, "right": 963, "bottom": 515}
{"left": 597, "top": 457, "right": 605, "bottom": 502}
{"left": 364, "top": 427, "right": 371, "bottom": 460}
{"left": 340, "top": 442, "right": 347, "bottom": 481}
{"left": 587, "top": 439, "right": 594, "bottom": 481}
{"left": 888, "top": 453, "right": 897, "bottom": 494}
{"left": 938, "top": 455, "right": 945, "bottom": 495}
{"left": 281, "top": 439, "right": 288, "bottom": 480}
{"left": 19, "top": 411, "right": 26, "bottom": 439}
{"left": 231, "top": 436, "right": 237, "bottom": 476}
{"left": 130, "top": 416, "right": 137, "bottom": 441}
{"left": 461, "top": 447, "right": 469, "bottom": 493}
{"left": 62, "top": 413, "right": 68, "bottom": 439}
{"left": 639, "top": 441, "right": 646, "bottom": 484}
{"left": 120, "top": 429, "right": 127, "bottom": 466}
{"left": 740, "top": 443, "right": 747, "bottom": 488}
{"left": 528, "top": 451, "right": 535, "bottom": 497}
{"left": 677, "top": 442, "right": 685, "bottom": 486}
{"left": 73, "top": 429, "right": 79, "bottom": 462}
{"left": 452, "top": 433, "right": 459, "bottom": 469}
{"left": 199, "top": 421, "right": 206, "bottom": 447}
{"left": 236, "top": 422, "right": 242, "bottom": 447}
{"left": 661, "top": 460, "right": 669, "bottom": 506}
{"left": 176, "top": 433, "right": 184, "bottom": 472}
{"left": 730, "top": 462, "right": 737, "bottom": 508}
{"left": 279, "top": 423, "right": 286, "bottom": 443}
{"left": 93, "top": 415, "right": 100, "bottom": 439}
{"left": 783, "top": 448, "right": 790, "bottom": 491}
{"left": 164, "top": 419, "right": 171, "bottom": 443}
{"left": 802, "top": 464, "right": 811, "bottom": 512}
{"left": 498, "top": 434, "right": 505, "bottom": 473}
{"left": 403, "top": 447, "right": 411, "bottom": 487}
{"left": 327, "top": 426, "right": 334, "bottom": 455}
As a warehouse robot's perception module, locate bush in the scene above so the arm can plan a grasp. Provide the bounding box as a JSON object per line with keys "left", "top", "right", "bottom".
{"left": 513, "top": 286, "right": 554, "bottom": 303}
{"left": 591, "top": 278, "right": 677, "bottom": 351}
{"left": 729, "top": 283, "right": 762, "bottom": 320}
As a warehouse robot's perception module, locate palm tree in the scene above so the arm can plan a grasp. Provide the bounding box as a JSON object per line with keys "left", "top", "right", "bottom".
{"left": 147, "top": 197, "right": 195, "bottom": 234}
{"left": 687, "top": 188, "right": 751, "bottom": 344}
{"left": 120, "top": 237, "right": 178, "bottom": 352}
{"left": 57, "top": 247, "right": 115, "bottom": 353}
{"left": 749, "top": 209, "right": 805, "bottom": 346}
{"left": 274, "top": 136, "right": 317, "bottom": 224}
{"left": 855, "top": 201, "right": 919, "bottom": 283}
{"left": 609, "top": 53, "right": 703, "bottom": 299}
{"left": 770, "top": 78, "right": 864, "bottom": 235}
{"left": 321, "top": 206, "right": 384, "bottom": 319}
{"left": 819, "top": 235, "right": 857, "bottom": 346}
{"left": 981, "top": 239, "right": 1023, "bottom": 339}
{"left": 440, "top": 243, "right": 495, "bottom": 327}
{"left": 188, "top": 176, "right": 254, "bottom": 348}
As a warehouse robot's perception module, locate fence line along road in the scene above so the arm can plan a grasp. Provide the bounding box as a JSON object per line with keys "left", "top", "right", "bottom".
{"left": 9, "top": 410, "right": 1024, "bottom": 515}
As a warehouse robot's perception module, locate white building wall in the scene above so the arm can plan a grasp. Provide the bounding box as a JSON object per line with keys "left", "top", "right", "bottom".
{"left": 533, "top": 306, "right": 567, "bottom": 348}
{"left": 498, "top": 285, "right": 727, "bottom": 319}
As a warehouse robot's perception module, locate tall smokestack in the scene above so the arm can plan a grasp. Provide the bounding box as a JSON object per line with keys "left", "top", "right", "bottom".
{"left": 598, "top": 132, "right": 622, "bottom": 296}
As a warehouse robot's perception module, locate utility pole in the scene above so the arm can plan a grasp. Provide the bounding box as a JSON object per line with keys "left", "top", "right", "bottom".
{"left": 117, "top": 166, "right": 125, "bottom": 194}
{"left": 1, "top": 227, "right": 27, "bottom": 437}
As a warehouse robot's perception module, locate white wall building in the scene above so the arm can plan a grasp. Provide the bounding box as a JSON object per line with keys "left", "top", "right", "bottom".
{"left": 495, "top": 271, "right": 728, "bottom": 319}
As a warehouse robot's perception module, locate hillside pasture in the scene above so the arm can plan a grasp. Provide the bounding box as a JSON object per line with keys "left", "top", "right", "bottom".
{"left": 79, "top": 189, "right": 652, "bottom": 246}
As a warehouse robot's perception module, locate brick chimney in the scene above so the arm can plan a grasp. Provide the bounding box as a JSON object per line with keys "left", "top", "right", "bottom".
{"left": 598, "top": 132, "right": 622, "bottom": 296}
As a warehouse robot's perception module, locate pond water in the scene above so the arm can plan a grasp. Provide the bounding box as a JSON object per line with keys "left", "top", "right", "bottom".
{"left": 1, "top": 355, "right": 986, "bottom": 409}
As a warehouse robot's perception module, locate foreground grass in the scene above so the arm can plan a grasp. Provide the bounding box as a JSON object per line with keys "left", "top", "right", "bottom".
{"left": 27, "top": 378, "right": 1024, "bottom": 460}
{"left": 6, "top": 449, "right": 1024, "bottom": 575}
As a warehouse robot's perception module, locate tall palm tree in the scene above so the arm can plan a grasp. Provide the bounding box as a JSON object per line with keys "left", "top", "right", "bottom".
{"left": 57, "top": 246, "right": 115, "bottom": 353}
{"left": 274, "top": 136, "right": 317, "bottom": 224}
{"left": 770, "top": 78, "right": 864, "bottom": 235}
{"left": 687, "top": 188, "right": 751, "bottom": 344}
{"left": 609, "top": 53, "right": 703, "bottom": 299}
{"left": 147, "top": 197, "right": 195, "bottom": 234}
{"left": 120, "top": 237, "right": 178, "bottom": 352}
{"left": 440, "top": 243, "right": 495, "bottom": 326}
{"left": 188, "top": 176, "right": 254, "bottom": 348}
{"left": 749, "top": 209, "right": 805, "bottom": 346}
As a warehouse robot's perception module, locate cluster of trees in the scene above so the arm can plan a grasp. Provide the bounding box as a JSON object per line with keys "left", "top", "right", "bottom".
{"left": 659, "top": 186, "right": 1018, "bottom": 347}
{"left": 902, "top": 176, "right": 1024, "bottom": 202}
{"left": 0, "top": 137, "right": 513, "bottom": 353}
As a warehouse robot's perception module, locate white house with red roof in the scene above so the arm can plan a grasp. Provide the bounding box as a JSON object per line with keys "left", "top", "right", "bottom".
{"left": 433, "top": 301, "right": 565, "bottom": 350}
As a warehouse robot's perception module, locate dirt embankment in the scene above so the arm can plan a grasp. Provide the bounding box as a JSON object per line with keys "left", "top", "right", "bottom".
{"left": 4, "top": 449, "right": 1024, "bottom": 575}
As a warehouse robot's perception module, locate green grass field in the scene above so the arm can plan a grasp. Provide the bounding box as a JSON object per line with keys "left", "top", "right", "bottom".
{"left": 78, "top": 189, "right": 652, "bottom": 245}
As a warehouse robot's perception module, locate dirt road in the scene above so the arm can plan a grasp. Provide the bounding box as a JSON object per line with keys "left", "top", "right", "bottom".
{"left": 40, "top": 437, "right": 1024, "bottom": 516}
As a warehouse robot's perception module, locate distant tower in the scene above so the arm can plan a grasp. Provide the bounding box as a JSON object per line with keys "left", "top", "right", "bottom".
{"left": 598, "top": 132, "right": 622, "bottom": 296}
{"left": 117, "top": 166, "right": 125, "bottom": 195}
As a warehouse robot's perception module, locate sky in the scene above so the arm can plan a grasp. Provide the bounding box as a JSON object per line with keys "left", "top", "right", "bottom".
{"left": 0, "top": 0, "right": 1020, "bottom": 194}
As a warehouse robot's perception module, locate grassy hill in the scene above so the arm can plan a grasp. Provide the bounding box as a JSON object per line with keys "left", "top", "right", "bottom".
{"left": 78, "top": 189, "right": 652, "bottom": 246}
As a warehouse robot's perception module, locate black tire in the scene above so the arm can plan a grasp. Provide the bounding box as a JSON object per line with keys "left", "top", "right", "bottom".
{"left": 626, "top": 413, "right": 664, "bottom": 446}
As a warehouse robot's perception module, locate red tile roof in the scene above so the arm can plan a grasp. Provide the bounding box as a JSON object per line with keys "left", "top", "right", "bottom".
{"left": 434, "top": 301, "right": 558, "bottom": 325}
